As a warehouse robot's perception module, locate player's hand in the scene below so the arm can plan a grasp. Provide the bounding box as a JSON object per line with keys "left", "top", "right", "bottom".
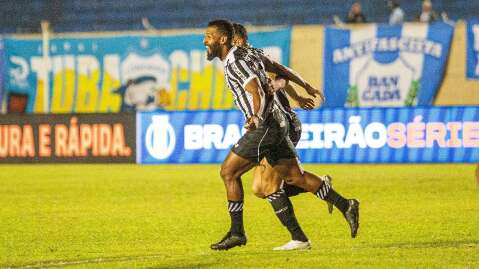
{"left": 267, "top": 77, "right": 288, "bottom": 95}
{"left": 305, "top": 85, "right": 325, "bottom": 104}
{"left": 244, "top": 119, "right": 255, "bottom": 131}
{"left": 244, "top": 115, "right": 260, "bottom": 131}
{"left": 305, "top": 84, "right": 320, "bottom": 97}
{"left": 298, "top": 97, "right": 315, "bottom": 110}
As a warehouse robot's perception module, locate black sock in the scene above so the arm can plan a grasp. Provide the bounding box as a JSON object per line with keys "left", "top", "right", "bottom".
{"left": 228, "top": 200, "right": 244, "bottom": 236}
{"left": 283, "top": 182, "right": 307, "bottom": 197}
{"left": 316, "top": 180, "right": 349, "bottom": 213}
{"left": 267, "top": 189, "right": 308, "bottom": 242}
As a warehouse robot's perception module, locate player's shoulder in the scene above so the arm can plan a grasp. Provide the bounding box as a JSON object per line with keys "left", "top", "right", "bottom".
{"left": 231, "top": 46, "right": 262, "bottom": 63}
{"left": 230, "top": 46, "right": 249, "bottom": 61}
{"left": 249, "top": 47, "right": 265, "bottom": 57}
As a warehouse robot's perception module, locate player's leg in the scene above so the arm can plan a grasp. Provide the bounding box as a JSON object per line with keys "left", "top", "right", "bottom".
{"left": 251, "top": 158, "right": 280, "bottom": 198}
{"left": 243, "top": 112, "right": 312, "bottom": 249}
{"left": 268, "top": 116, "right": 359, "bottom": 238}
{"left": 274, "top": 158, "right": 360, "bottom": 238}
{"left": 210, "top": 151, "right": 254, "bottom": 251}
{"left": 251, "top": 163, "right": 267, "bottom": 198}
{"left": 283, "top": 177, "right": 333, "bottom": 214}
{"left": 282, "top": 182, "right": 306, "bottom": 197}
{"left": 252, "top": 158, "right": 310, "bottom": 250}
{"left": 220, "top": 150, "right": 252, "bottom": 201}
{"left": 211, "top": 119, "right": 276, "bottom": 251}
{"left": 254, "top": 158, "right": 334, "bottom": 214}
{"left": 282, "top": 114, "right": 309, "bottom": 198}
{"left": 282, "top": 113, "right": 334, "bottom": 213}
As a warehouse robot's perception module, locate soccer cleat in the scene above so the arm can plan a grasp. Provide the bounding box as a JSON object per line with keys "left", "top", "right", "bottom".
{"left": 273, "top": 240, "right": 311, "bottom": 251}
{"left": 323, "top": 175, "right": 334, "bottom": 214}
{"left": 343, "top": 199, "right": 360, "bottom": 238}
{"left": 210, "top": 232, "right": 247, "bottom": 251}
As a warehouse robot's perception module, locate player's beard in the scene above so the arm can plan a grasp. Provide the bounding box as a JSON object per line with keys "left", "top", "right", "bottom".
{"left": 206, "top": 43, "right": 220, "bottom": 61}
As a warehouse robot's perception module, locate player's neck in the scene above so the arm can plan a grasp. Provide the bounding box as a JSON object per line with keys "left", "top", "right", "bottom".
{"left": 220, "top": 45, "right": 233, "bottom": 61}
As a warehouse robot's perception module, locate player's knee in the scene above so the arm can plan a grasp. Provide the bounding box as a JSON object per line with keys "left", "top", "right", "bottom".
{"left": 284, "top": 174, "right": 302, "bottom": 186}
{"left": 283, "top": 176, "right": 294, "bottom": 185}
{"left": 220, "top": 166, "right": 234, "bottom": 182}
{"left": 262, "top": 183, "right": 280, "bottom": 197}
{"left": 283, "top": 166, "right": 304, "bottom": 183}
{"left": 251, "top": 183, "right": 265, "bottom": 198}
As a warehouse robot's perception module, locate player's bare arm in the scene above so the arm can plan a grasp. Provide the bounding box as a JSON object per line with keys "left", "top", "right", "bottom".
{"left": 260, "top": 54, "right": 325, "bottom": 103}
{"left": 268, "top": 76, "right": 314, "bottom": 110}
{"left": 243, "top": 76, "right": 263, "bottom": 130}
{"left": 283, "top": 83, "right": 315, "bottom": 110}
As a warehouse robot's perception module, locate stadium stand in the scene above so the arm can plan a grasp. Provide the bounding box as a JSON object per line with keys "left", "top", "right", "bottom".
{"left": 0, "top": 0, "right": 473, "bottom": 33}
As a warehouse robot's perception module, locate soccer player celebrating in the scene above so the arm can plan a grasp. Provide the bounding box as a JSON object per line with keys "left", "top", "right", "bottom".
{"left": 204, "top": 19, "right": 359, "bottom": 251}
{"left": 232, "top": 22, "right": 334, "bottom": 251}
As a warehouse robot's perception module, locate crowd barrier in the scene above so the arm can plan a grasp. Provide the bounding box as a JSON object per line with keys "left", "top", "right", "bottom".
{"left": 0, "top": 113, "right": 136, "bottom": 163}
{"left": 137, "top": 106, "right": 479, "bottom": 164}
{"left": 1, "top": 106, "right": 478, "bottom": 164}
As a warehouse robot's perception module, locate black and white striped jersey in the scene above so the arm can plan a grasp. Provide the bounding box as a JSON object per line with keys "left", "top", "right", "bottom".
{"left": 223, "top": 46, "right": 273, "bottom": 120}
{"left": 274, "top": 88, "right": 296, "bottom": 118}
{"left": 246, "top": 46, "right": 296, "bottom": 120}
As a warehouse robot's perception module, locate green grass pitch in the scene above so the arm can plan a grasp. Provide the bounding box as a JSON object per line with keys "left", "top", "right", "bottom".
{"left": 1, "top": 164, "right": 478, "bottom": 269}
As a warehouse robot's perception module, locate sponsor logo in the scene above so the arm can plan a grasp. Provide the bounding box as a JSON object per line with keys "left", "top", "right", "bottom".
{"left": 184, "top": 124, "right": 244, "bottom": 150}
{"left": 333, "top": 37, "right": 443, "bottom": 64}
{"left": 118, "top": 53, "right": 171, "bottom": 111}
{"left": 297, "top": 115, "right": 479, "bottom": 149}
{"left": 352, "top": 57, "right": 417, "bottom": 106}
{"left": 0, "top": 115, "right": 134, "bottom": 162}
{"left": 145, "top": 115, "right": 176, "bottom": 160}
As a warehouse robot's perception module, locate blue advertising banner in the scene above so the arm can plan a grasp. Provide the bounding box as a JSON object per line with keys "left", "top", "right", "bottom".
{"left": 137, "top": 106, "right": 479, "bottom": 164}
{"left": 467, "top": 19, "right": 479, "bottom": 80}
{"left": 3, "top": 28, "right": 291, "bottom": 113}
{"left": 324, "top": 22, "right": 454, "bottom": 107}
{"left": 137, "top": 111, "right": 244, "bottom": 164}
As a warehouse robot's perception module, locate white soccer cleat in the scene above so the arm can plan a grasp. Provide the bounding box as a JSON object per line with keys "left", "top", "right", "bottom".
{"left": 273, "top": 240, "right": 311, "bottom": 251}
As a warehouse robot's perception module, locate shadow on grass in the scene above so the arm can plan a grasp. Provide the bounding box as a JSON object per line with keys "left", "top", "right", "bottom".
{"left": 373, "top": 239, "right": 479, "bottom": 249}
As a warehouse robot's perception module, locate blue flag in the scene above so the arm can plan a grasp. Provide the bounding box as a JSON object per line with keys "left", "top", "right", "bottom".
{"left": 324, "top": 22, "right": 454, "bottom": 107}
{"left": 467, "top": 19, "right": 479, "bottom": 80}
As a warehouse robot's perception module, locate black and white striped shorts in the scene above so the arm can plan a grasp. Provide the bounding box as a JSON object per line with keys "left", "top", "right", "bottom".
{"left": 232, "top": 110, "right": 297, "bottom": 166}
